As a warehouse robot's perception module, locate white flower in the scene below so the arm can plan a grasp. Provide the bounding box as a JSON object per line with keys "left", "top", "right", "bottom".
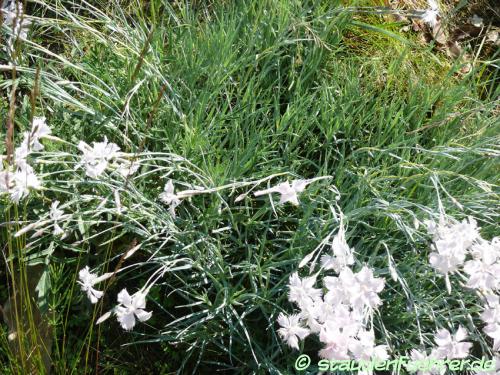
{"left": 481, "top": 295, "right": 500, "bottom": 351}
{"left": 297, "top": 300, "right": 322, "bottom": 333}
{"left": 254, "top": 179, "right": 309, "bottom": 206}
{"left": 433, "top": 326, "right": 472, "bottom": 359}
{"left": 159, "top": 180, "right": 181, "bottom": 217}
{"left": 30, "top": 117, "right": 51, "bottom": 151}
{"left": 9, "top": 164, "right": 41, "bottom": 203}
{"left": 349, "top": 329, "right": 389, "bottom": 361}
{"left": 318, "top": 323, "right": 352, "bottom": 360}
{"left": 277, "top": 313, "right": 309, "bottom": 350}
{"left": 114, "top": 159, "right": 139, "bottom": 178}
{"left": 49, "top": 200, "right": 65, "bottom": 236}
{"left": 78, "top": 266, "right": 105, "bottom": 303}
{"left": 288, "top": 272, "right": 322, "bottom": 308}
{"left": 471, "top": 238, "right": 500, "bottom": 265}
{"left": 422, "top": 9, "right": 439, "bottom": 28}
{"left": 427, "top": 0, "right": 439, "bottom": 12}
{"left": 481, "top": 295, "right": 500, "bottom": 324}
{"left": 407, "top": 349, "right": 445, "bottom": 375}
{"left": 428, "top": 216, "right": 479, "bottom": 248}
{"left": 324, "top": 269, "right": 356, "bottom": 306}
{"left": 454, "top": 217, "right": 480, "bottom": 248}
{"left": 428, "top": 216, "right": 486, "bottom": 293}
{"left": 321, "top": 227, "right": 355, "bottom": 273}
{"left": 77, "top": 137, "right": 120, "bottom": 178}
{"left": 318, "top": 303, "right": 362, "bottom": 333}
{"left": 115, "top": 289, "right": 152, "bottom": 331}
{"left": 327, "top": 266, "right": 385, "bottom": 311}
{"left": 422, "top": 0, "right": 439, "bottom": 28}
{"left": 483, "top": 324, "right": 500, "bottom": 351}
{"left": 429, "top": 239, "right": 467, "bottom": 276}
{"left": 463, "top": 258, "right": 500, "bottom": 291}
{"left": 350, "top": 266, "right": 385, "bottom": 309}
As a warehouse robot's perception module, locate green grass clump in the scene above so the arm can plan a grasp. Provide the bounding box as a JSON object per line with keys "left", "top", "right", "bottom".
{"left": 1, "top": 0, "right": 498, "bottom": 373}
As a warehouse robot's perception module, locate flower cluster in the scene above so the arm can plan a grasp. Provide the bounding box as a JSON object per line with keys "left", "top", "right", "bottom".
{"left": 277, "top": 224, "right": 388, "bottom": 365}
{"left": 427, "top": 215, "right": 500, "bottom": 362}
{"left": 408, "top": 326, "right": 472, "bottom": 375}
{"left": 426, "top": 216, "right": 481, "bottom": 293}
{"left": 1, "top": 0, "right": 31, "bottom": 55}
{"left": 0, "top": 117, "right": 50, "bottom": 202}
{"left": 78, "top": 267, "right": 152, "bottom": 331}
{"left": 427, "top": 216, "right": 500, "bottom": 294}
{"left": 77, "top": 137, "right": 138, "bottom": 179}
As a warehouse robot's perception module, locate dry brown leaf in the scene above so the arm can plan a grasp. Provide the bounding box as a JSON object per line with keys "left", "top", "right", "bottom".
{"left": 486, "top": 30, "right": 499, "bottom": 46}
{"left": 430, "top": 20, "right": 447, "bottom": 45}
{"left": 446, "top": 41, "right": 462, "bottom": 59}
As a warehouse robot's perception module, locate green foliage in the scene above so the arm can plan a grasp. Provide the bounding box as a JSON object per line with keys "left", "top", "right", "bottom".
{"left": 0, "top": 0, "right": 498, "bottom": 374}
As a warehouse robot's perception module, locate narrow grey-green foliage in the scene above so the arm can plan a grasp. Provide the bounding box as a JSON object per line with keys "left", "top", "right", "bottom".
{"left": 0, "top": 0, "right": 498, "bottom": 373}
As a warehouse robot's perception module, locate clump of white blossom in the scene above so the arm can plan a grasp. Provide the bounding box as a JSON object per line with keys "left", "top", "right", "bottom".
{"left": 77, "top": 137, "right": 119, "bottom": 178}
{"left": 76, "top": 136, "right": 141, "bottom": 179}
{"left": 426, "top": 216, "right": 481, "bottom": 293}
{"left": 406, "top": 326, "right": 473, "bottom": 374}
{"left": 277, "top": 220, "right": 389, "bottom": 366}
{"left": 426, "top": 215, "right": 500, "bottom": 294}
{"left": 1, "top": 0, "right": 31, "bottom": 55}
{"left": 0, "top": 117, "right": 50, "bottom": 202}
{"left": 427, "top": 214, "right": 500, "bottom": 363}
{"left": 78, "top": 267, "right": 152, "bottom": 330}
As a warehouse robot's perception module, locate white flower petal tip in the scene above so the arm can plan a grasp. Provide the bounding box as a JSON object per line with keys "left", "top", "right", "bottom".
{"left": 14, "top": 222, "right": 38, "bottom": 237}
{"left": 96, "top": 311, "right": 113, "bottom": 325}
{"left": 234, "top": 193, "right": 247, "bottom": 203}
{"left": 124, "top": 243, "right": 142, "bottom": 259}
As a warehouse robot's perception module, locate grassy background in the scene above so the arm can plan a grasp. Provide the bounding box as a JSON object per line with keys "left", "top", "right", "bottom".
{"left": 1, "top": 0, "right": 499, "bottom": 373}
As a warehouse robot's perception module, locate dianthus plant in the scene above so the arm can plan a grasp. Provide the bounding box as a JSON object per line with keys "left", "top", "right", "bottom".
{"left": 426, "top": 214, "right": 500, "bottom": 360}
{"left": 277, "top": 218, "right": 389, "bottom": 365}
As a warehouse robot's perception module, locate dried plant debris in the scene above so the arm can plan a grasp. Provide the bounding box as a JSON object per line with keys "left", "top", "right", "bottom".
{"left": 382, "top": 0, "right": 499, "bottom": 74}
